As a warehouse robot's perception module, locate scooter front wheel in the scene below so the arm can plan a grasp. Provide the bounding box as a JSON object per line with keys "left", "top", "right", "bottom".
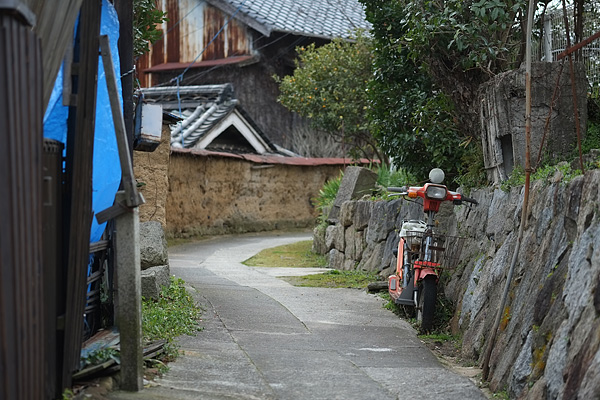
{"left": 417, "top": 275, "right": 437, "bottom": 333}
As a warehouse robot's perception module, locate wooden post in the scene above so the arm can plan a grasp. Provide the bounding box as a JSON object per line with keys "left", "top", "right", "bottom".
{"left": 98, "top": 34, "right": 145, "bottom": 391}
{"left": 99, "top": 34, "right": 143, "bottom": 208}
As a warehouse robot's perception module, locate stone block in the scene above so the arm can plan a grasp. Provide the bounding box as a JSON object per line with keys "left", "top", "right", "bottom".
{"left": 381, "top": 231, "right": 399, "bottom": 273}
{"left": 509, "top": 331, "right": 533, "bottom": 398}
{"left": 140, "top": 221, "right": 169, "bottom": 270}
{"left": 366, "top": 201, "right": 398, "bottom": 244}
{"left": 339, "top": 201, "right": 357, "bottom": 227}
{"left": 328, "top": 249, "right": 345, "bottom": 270}
{"left": 312, "top": 225, "right": 328, "bottom": 255}
{"left": 358, "top": 242, "right": 385, "bottom": 272}
{"left": 354, "top": 230, "right": 366, "bottom": 262}
{"left": 325, "top": 224, "right": 345, "bottom": 252}
{"left": 328, "top": 167, "right": 377, "bottom": 221}
{"left": 141, "top": 265, "right": 170, "bottom": 300}
{"left": 343, "top": 259, "right": 357, "bottom": 271}
{"left": 354, "top": 200, "right": 373, "bottom": 230}
{"left": 344, "top": 225, "right": 356, "bottom": 261}
{"left": 394, "top": 199, "right": 425, "bottom": 229}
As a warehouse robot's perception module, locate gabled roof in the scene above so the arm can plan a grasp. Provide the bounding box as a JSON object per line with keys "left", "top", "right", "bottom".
{"left": 138, "top": 84, "right": 292, "bottom": 156}
{"left": 206, "top": 0, "right": 370, "bottom": 39}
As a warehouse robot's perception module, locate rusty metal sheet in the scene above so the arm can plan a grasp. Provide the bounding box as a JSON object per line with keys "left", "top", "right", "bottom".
{"left": 135, "top": 1, "right": 255, "bottom": 86}
{"left": 203, "top": 5, "right": 224, "bottom": 60}
{"left": 135, "top": 52, "right": 151, "bottom": 87}
{"left": 180, "top": 0, "right": 205, "bottom": 62}
{"left": 226, "top": 18, "right": 250, "bottom": 57}
{"left": 166, "top": 0, "right": 180, "bottom": 62}
{"left": 151, "top": 29, "right": 165, "bottom": 67}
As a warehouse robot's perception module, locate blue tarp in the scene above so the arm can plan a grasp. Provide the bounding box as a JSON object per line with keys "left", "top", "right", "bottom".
{"left": 43, "top": 0, "right": 122, "bottom": 243}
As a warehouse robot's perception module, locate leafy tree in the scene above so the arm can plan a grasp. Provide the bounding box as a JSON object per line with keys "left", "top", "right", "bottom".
{"left": 360, "top": 0, "right": 533, "bottom": 180}
{"left": 359, "top": 1, "right": 466, "bottom": 179}
{"left": 134, "top": 0, "right": 168, "bottom": 57}
{"left": 274, "top": 34, "right": 383, "bottom": 161}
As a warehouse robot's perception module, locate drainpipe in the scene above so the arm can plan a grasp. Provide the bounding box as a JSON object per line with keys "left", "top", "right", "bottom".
{"left": 482, "top": 0, "right": 533, "bottom": 380}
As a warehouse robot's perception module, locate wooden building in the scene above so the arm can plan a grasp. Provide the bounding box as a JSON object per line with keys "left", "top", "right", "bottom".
{"left": 136, "top": 0, "right": 370, "bottom": 153}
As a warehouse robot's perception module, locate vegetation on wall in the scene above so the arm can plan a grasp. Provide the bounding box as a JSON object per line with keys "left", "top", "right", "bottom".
{"left": 312, "top": 164, "right": 415, "bottom": 228}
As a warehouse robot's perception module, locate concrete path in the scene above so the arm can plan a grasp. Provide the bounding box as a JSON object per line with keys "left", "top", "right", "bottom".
{"left": 109, "top": 232, "right": 485, "bottom": 400}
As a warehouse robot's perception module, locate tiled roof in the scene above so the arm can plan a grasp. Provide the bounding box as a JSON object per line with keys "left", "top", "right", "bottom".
{"left": 138, "top": 84, "right": 288, "bottom": 155}
{"left": 208, "top": 0, "right": 370, "bottom": 39}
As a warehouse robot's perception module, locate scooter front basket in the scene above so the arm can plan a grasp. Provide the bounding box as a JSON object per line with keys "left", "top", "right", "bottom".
{"left": 404, "top": 231, "right": 465, "bottom": 269}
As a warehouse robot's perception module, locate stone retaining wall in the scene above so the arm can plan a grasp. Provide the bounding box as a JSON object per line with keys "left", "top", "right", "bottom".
{"left": 316, "top": 170, "right": 600, "bottom": 399}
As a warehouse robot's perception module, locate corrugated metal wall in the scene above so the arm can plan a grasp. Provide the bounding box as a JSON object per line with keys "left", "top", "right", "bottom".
{"left": 136, "top": 1, "right": 253, "bottom": 87}
{"left": 0, "top": 8, "right": 45, "bottom": 400}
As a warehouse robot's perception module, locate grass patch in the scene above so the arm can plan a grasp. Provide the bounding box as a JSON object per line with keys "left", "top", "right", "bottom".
{"left": 243, "top": 240, "right": 327, "bottom": 268}
{"left": 418, "top": 332, "right": 455, "bottom": 342}
{"left": 142, "top": 277, "right": 203, "bottom": 362}
{"left": 283, "top": 269, "right": 380, "bottom": 289}
{"left": 166, "top": 237, "right": 198, "bottom": 247}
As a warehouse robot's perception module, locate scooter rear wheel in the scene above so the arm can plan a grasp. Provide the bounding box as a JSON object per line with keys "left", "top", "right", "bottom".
{"left": 417, "top": 275, "right": 437, "bottom": 333}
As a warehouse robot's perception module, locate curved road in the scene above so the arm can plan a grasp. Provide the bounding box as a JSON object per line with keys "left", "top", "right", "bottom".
{"left": 110, "top": 232, "right": 485, "bottom": 400}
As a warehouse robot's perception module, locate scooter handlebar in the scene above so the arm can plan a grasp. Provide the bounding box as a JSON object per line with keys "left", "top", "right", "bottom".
{"left": 461, "top": 195, "right": 478, "bottom": 205}
{"left": 387, "top": 186, "right": 407, "bottom": 193}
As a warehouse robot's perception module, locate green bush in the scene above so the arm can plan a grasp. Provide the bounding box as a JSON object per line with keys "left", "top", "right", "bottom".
{"left": 313, "top": 172, "right": 343, "bottom": 226}
{"left": 376, "top": 163, "right": 416, "bottom": 189}
{"left": 583, "top": 120, "right": 600, "bottom": 153}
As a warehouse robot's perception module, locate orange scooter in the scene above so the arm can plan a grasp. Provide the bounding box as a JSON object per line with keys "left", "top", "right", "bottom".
{"left": 387, "top": 169, "right": 477, "bottom": 332}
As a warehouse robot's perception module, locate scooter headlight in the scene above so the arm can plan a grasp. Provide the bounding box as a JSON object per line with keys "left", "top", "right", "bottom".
{"left": 425, "top": 185, "right": 447, "bottom": 200}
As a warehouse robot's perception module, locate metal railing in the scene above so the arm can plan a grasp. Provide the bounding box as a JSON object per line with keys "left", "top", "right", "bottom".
{"left": 536, "top": 4, "right": 600, "bottom": 95}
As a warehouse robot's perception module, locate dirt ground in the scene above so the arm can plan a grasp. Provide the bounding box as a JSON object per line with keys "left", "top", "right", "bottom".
{"left": 419, "top": 336, "right": 494, "bottom": 399}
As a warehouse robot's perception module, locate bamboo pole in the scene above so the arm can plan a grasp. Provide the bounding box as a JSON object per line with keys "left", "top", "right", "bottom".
{"left": 560, "top": 0, "right": 585, "bottom": 173}
{"left": 482, "top": 0, "right": 534, "bottom": 380}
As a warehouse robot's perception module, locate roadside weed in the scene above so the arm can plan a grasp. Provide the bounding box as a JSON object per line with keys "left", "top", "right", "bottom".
{"left": 142, "top": 277, "right": 203, "bottom": 361}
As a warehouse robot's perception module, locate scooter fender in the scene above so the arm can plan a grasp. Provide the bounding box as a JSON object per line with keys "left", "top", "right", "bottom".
{"left": 414, "top": 263, "right": 439, "bottom": 284}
